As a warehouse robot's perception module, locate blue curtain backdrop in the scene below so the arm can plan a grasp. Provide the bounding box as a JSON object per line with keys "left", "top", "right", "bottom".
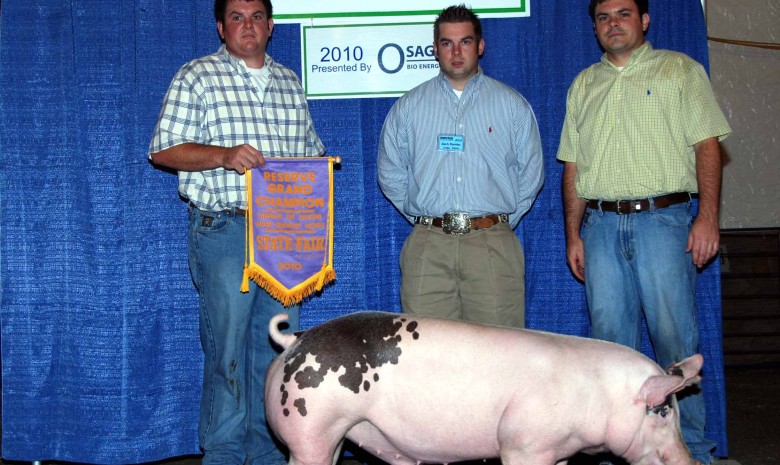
{"left": 0, "top": 1, "right": 726, "bottom": 463}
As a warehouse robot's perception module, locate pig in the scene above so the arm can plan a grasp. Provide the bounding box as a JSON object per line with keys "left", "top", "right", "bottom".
{"left": 265, "top": 311, "right": 704, "bottom": 465}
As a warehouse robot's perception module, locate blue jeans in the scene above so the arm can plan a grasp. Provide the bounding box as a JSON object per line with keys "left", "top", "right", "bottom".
{"left": 188, "top": 207, "right": 298, "bottom": 465}
{"left": 582, "top": 202, "right": 715, "bottom": 464}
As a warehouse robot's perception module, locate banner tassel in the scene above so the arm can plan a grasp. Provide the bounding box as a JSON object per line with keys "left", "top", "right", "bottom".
{"left": 241, "top": 265, "right": 251, "bottom": 293}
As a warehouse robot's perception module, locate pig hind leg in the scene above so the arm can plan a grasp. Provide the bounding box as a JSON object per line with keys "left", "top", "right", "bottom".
{"left": 286, "top": 439, "right": 342, "bottom": 465}
{"left": 278, "top": 420, "right": 349, "bottom": 465}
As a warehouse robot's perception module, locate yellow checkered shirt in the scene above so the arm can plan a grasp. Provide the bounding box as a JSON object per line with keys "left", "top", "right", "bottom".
{"left": 557, "top": 42, "right": 731, "bottom": 200}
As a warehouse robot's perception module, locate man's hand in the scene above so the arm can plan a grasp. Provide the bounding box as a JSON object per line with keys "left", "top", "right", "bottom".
{"left": 566, "top": 236, "right": 586, "bottom": 281}
{"left": 687, "top": 216, "right": 719, "bottom": 268}
{"left": 220, "top": 144, "right": 266, "bottom": 174}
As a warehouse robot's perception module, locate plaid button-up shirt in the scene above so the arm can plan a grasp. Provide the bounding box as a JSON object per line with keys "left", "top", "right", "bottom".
{"left": 150, "top": 46, "right": 325, "bottom": 211}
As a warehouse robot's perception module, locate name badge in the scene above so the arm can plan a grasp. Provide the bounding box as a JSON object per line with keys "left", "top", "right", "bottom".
{"left": 438, "top": 134, "right": 465, "bottom": 152}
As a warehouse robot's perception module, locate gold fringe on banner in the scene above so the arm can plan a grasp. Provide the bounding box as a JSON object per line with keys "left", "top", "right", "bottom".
{"left": 240, "top": 156, "right": 338, "bottom": 306}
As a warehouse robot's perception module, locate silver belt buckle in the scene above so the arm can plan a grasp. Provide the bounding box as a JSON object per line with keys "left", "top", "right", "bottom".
{"left": 442, "top": 212, "right": 470, "bottom": 235}
{"left": 417, "top": 216, "right": 433, "bottom": 226}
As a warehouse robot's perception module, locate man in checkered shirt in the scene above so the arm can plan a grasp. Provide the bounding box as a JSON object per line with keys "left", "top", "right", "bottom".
{"left": 149, "top": 1, "right": 324, "bottom": 464}
{"left": 557, "top": 0, "right": 730, "bottom": 464}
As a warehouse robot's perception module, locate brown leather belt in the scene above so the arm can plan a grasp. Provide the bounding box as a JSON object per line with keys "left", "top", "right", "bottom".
{"left": 587, "top": 192, "right": 692, "bottom": 214}
{"left": 416, "top": 213, "right": 508, "bottom": 233}
{"left": 189, "top": 202, "right": 246, "bottom": 216}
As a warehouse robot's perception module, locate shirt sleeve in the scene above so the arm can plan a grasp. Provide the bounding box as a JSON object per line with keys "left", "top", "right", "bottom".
{"left": 556, "top": 80, "right": 580, "bottom": 164}
{"left": 303, "top": 101, "right": 326, "bottom": 157}
{"left": 681, "top": 62, "right": 732, "bottom": 146}
{"left": 377, "top": 100, "right": 414, "bottom": 224}
{"left": 148, "top": 67, "right": 206, "bottom": 156}
{"left": 509, "top": 98, "right": 545, "bottom": 228}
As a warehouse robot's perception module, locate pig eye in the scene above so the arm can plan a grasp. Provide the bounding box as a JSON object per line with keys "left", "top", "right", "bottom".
{"left": 647, "top": 405, "right": 670, "bottom": 417}
{"left": 647, "top": 402, "right": 672, "bottom": 417}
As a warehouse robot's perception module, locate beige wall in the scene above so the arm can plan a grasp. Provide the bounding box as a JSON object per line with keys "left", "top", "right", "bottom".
{"left": 707, "top": 0, "right": 780, "bottom": 229}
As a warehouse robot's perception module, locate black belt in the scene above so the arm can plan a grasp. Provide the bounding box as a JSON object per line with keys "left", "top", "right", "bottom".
{"left": 189, "top": 202, "right": 246, "bottom": 216}
{"left": 587, "top": 192, "right": 692, "bottom": 214}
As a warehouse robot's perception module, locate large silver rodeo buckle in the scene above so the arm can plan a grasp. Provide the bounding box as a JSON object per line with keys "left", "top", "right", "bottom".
{"left": 442, "top": 212, "right": 471, "bottom": 235}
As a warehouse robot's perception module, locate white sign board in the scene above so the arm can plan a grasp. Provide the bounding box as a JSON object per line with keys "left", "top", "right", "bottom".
{"left": 293, "top": 1, "right": 531, "bottom": 98}
{"left": 302, "top": 23, "right": 441, "bottom": 99}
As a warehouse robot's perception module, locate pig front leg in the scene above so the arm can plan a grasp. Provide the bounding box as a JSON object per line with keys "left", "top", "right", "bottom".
{"left": 498, "top": 447, "right": 567, "bottom": 465}
{"left": 346, "top": 421, "right": 422, "bottom": 465}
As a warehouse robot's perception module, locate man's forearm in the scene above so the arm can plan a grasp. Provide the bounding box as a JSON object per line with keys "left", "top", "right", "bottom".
{"left": 562, "top": 162, "right": 586, "bottom": 241}
{"left": 151, "top": 143, "right": 228, "bottom": 172}
{"left": 693, "top": 137, "right": 722, "bottom": 223}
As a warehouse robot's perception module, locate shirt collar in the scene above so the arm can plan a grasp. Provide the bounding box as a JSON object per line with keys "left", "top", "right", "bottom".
{"left": 218, "top": 44, "right": 276, "bottom": 76}
{"left": 436, "top": 66, "right": 484, "bottom": 96}
{"left": 600, "top": 41, "right": 653, "bottom": 70}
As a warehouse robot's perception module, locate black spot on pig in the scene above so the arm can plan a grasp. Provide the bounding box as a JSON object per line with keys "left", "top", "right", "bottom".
{"left": 294, "top": 364, "right": 329, "bottom": 389}
{"left": 406, "top": 320, "right": 420, "bottom": 339}
{"left": 280, "top": 312, "right": 421, "bottom": 414}
{"left": 294, "top": 398, "right": 308, "bottom": 416}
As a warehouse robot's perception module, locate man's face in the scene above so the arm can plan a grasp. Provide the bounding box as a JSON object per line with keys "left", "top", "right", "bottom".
{"left": 217, "top": 0, "right": 273, "bottom": 68}
{"left": 593, "top": 0, "right": 649, "bottom": 64}
{"left": 433, "top": 22, "right": 485, "bottom": 90}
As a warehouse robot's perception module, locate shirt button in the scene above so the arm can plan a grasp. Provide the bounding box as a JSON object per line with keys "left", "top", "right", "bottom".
{"left": 457, "top": 177, "right": 462, "bottom": 182}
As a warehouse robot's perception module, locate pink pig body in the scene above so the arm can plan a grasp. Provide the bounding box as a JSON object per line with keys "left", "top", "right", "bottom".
{"left": 265, "top": 311, "right": 702, "bottom": 465}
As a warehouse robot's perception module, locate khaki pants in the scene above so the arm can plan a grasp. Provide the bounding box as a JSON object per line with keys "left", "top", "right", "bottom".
{"left": 399, "top": 222, "right": 525, "bottom": 328}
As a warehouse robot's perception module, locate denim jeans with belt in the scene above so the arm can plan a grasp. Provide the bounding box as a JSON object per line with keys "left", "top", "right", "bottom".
{"left": 188, "top": 207, "right": 298, "bottom": 465}
{"left": 583, "top": 201, "right": 715, "bottom": 464}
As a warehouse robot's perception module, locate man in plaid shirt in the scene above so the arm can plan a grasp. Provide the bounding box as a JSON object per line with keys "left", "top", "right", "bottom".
{"left": 149, "top": 1, "right": 324, "bottom": 464}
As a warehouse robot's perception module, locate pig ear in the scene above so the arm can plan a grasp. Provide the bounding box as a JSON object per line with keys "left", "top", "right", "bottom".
{"left": 665, "top": 354, "right": 704, "bottom": 385}
{"left": 639, "top": 354, "right": 704, "bottom": 408}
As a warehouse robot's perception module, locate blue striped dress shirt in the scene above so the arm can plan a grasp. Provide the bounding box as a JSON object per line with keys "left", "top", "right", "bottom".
{"left": 377, "top": 69, "right": 544, "bottom": 228}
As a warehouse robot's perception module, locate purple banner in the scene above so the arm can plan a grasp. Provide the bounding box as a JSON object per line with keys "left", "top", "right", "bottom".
{"left": 243, "top": 157, "right": 335, "bottom": 305}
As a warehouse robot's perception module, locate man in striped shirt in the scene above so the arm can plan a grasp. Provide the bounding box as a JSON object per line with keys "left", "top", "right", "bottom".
{"left": 557, "top": 0, "right": 730, "bottom": 463}
{"left": 377, "top": 5, "right": 544, "bottom": 328}
{"left": 149, "top": 1, "right": 324, "bottom": 464}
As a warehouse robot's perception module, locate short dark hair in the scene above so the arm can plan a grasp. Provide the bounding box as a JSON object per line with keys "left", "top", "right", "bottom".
{"left": 214, "top": 0, "right": 273, "bottom": 23}
{"left": 588, "top": 0, "right": 648, "bottom": 22}
{"left": 434, "top": 4, "right": 482, "bottom": 43}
